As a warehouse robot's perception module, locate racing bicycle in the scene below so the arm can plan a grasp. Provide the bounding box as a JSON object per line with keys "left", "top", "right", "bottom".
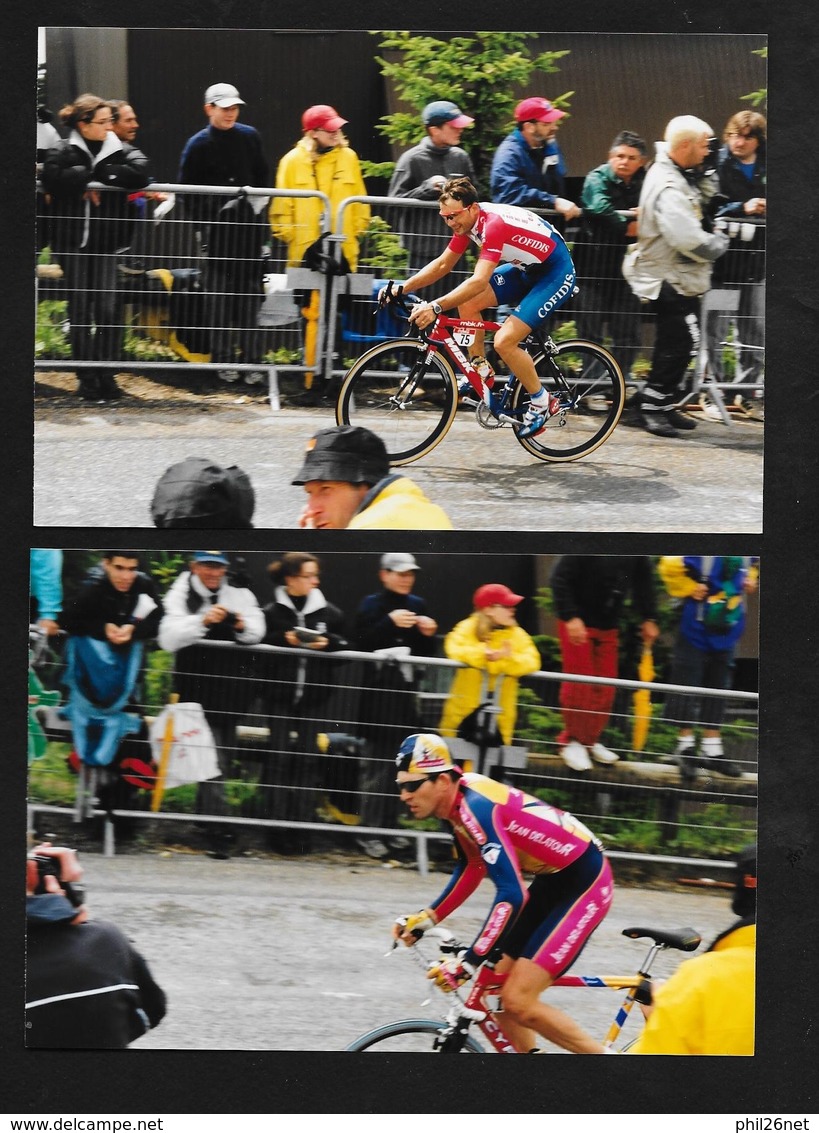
{"left": 345, "top": 923, "right": 701, "bottom": 1053}
{"left": 335, "top": 284, "right": 626, "bottom": 466}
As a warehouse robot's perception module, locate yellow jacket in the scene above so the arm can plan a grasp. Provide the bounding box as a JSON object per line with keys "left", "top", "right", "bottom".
{"left": 439, "top": 616, "right": 541, "bottom": 745}
{"left": 270, "top": 137, "right": 370, "bottom": 269}
{"left": 629, "top": 922, "right": 755, "bottom": 1055}
{"left": 347, "top": 475, "right": 453, "bottom": 531}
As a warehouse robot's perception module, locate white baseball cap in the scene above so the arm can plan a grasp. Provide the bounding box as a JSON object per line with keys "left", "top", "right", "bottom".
{"left": 205, "top": 83, "right": 245, "bottom": 108}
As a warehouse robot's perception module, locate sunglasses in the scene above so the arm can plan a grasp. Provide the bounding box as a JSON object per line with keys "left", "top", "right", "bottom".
{"left": 439, "top": 207, "right": 469, "bottom": 222}
{"left": 396, "top": 776, "right": 434, "bottom": 794}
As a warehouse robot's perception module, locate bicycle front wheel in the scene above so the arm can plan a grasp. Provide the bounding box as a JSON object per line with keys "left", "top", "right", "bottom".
{"left": 512, "top": 339, "right": 625, "bottom": 462}
{"left": 335, "top": 339, "right": 458, "bottom": 465}
{"left": 345, "top": 1018, "right": 487, "bottom": 1053}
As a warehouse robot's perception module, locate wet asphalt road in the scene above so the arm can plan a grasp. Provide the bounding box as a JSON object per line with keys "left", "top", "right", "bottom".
{"left": 67, "top": 849, "right": 736, "bottom": 1052}
{"left": 34, "top": 398, "right": 762, "bottom": 531}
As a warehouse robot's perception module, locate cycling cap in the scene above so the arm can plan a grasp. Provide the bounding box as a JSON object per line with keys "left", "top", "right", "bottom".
{"left": 473, "top": 583, "right": 524, "bottom": 609}
{"left": 395, "top": 733, "right": 461, "bottom": 776}
{"left": 291, "top": 426, "right": 390, "bottom": 486}
{"left": 205, "top": 83, "right": 245, "bottom": 108}
{"left": 514, "top": 97, "right": 565, "bottom": 124}
{"left": 731, "top": 843, "right": 757, "bottom": 918}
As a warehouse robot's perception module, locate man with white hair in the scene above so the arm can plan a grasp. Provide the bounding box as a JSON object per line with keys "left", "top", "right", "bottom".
{"left": 623, "top": 115, "right": 729, "bottom": 437}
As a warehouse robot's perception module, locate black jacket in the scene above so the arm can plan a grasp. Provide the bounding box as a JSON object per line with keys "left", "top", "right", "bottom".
{"left": 40, "top": 131, "right": 152, "bottom": 253}
{"left": 26, "top": 904, "right": 166, "bottom": 1049}
{"left": 550, "top": 555, "right": 657, "bottom": 630}
{"left": 353, "top": 589, "right": 437, "bottom": 656}
{"left": 61, "top": 569, "right": 162, "bottom": 646}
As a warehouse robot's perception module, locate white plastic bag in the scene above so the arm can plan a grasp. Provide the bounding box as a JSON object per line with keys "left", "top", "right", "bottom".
{"left": 149, "top": 702, "right": 220, "bottom": 788}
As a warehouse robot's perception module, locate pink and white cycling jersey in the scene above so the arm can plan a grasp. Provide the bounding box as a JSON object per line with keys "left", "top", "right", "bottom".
{"left": 447, "top": 202, "right": 563, "bottom": 268}
{"left": 429, "top": 774, "right": 609, "bottom": 965}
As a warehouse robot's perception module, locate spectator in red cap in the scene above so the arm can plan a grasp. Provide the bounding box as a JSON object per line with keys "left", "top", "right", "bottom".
{"left": 270, "top": 104, "right": 370, "bottom": 399}
{"left": 388, "top": 99, "right": 477, "bottom": 272}
{"left": 270, "top": 103, "right": 370, "bottom": 271}
{"left": 439, "top": 583, "right": 541, "bottom": 746}
{"left": 490, "top": 97, "right": 580, "bottom": 222}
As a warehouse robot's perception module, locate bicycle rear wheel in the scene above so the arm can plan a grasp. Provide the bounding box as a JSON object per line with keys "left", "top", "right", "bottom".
{"left": 512, "top": 339, "right": 625, "bottom": 462}
{"left": 335, "top": 339, "right": 458, "bottom": 465}
{"left": 345, "top": 1018, "right": 487, "bottom": 1052}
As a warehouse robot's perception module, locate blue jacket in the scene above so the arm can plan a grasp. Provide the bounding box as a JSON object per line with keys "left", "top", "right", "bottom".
{"left": 30, "top": 550, "right": 63, "bottom": 622}
{"left": 659, "top": 556, "right": 758, "bottom": 652}
{"left": 490, "top": 128, "right": 565, "bottom": 208}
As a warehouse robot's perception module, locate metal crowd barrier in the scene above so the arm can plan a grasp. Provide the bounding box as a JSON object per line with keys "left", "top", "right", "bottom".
{"left": 28, "top": 641, "right": 758, "bottom": 868}
{"left": 35, "top": 182, "right": 764, "bottom": 420}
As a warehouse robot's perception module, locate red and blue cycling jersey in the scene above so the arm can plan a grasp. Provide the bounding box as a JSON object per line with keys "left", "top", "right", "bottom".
{"left": 430, "top": 773, "right": 609, "bottom": 969}
{"left": 447, "top": 202, "right": 565, "bottom": 268}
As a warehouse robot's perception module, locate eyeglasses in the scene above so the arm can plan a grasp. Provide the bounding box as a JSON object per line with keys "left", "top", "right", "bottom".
{"left": 89, "top": 116, "right": 114, "bottom": 126}
{"left": 396, "top": 777, "right": 433, "bottom": 794}
{"left": 439, "top": 207, "right": 469, "bottom": 222}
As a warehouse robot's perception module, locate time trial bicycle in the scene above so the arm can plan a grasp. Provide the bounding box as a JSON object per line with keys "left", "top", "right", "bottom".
{"left": 335, "top": 283, "right": 626, "bottom": 466}
{"left": 345, "top": 923, "right": 701, "bottom": 1053}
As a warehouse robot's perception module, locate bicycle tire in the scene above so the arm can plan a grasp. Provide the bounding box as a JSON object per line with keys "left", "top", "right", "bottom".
{"left": 344, "top": 1018, "right": 487, "bottom": 1053}
{"left": 335, "top": 338, "right": 458, "bottom": 465}
{"left": 511, "top": 339, "right": 625, "bottom": 462}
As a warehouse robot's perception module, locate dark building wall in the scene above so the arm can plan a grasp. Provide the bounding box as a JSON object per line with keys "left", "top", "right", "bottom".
{"left": 43, "top": 28, "right": 765, "bottom": 190}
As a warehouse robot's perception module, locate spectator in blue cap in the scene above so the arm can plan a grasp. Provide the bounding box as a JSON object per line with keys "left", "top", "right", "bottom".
{"left": 389, "top": 99, "right": 476, "bottom": 272}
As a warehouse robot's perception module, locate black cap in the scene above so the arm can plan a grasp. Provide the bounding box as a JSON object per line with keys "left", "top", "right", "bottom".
{"left": 291, "top": 426, "right": 390, "bottom": 486}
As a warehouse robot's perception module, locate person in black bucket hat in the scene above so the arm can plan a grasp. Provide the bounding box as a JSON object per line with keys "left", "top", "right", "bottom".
{"left": 292, "top": 425, "right": 453, "bottom": 530}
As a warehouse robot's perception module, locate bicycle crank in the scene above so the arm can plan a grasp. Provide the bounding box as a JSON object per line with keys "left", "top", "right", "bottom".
{"left": 476, "top": 403, "right": 507, "bottom": 429}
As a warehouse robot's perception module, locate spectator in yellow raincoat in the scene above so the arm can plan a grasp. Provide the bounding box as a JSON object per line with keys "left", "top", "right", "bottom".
{"left": 439, "top": 584, "right": 541, "bottom": 746}
{"left": 270, "top": 105, "right": 370, "bottom": 396}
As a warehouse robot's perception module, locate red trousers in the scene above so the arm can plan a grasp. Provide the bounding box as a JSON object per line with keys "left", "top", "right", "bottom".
{"left": 557, "top": 623, "right": 619, "bottom": 747}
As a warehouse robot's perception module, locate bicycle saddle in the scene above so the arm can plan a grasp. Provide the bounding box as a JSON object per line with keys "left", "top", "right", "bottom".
{"left": 621, "top": 926, "right": 702, "bottom": 952}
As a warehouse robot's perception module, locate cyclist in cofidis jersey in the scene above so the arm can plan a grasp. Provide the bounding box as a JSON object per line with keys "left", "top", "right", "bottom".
{"left": 392, "top": 733, "right": 614, "bottom": 1054}
{"left": 387, "top": 175, "right": 578, "bottom": 439}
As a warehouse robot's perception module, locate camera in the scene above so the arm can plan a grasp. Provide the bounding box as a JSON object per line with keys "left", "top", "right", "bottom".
{"left": 31, "top": 852, "right": 85, "bottom": 908}
{"left": 223, "top": 610, "right": 239, "bottom": 630}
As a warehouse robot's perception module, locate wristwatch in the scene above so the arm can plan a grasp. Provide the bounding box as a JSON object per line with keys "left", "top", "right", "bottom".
{"left": 430, "top": 302, "right": 443, "bottom": 315}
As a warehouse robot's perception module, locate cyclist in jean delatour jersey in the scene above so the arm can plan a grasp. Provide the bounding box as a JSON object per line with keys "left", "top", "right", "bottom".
{"left": 392, "top": 734, "right": 614, "bottom": 1054}
{"left": 390, "top": 176, "right": 578, "bottom": 438}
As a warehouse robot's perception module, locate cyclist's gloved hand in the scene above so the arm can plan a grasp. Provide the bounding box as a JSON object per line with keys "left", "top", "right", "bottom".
{"left": 393, "top": 908, "right": 436, "bottom": 945}
{"left": 427, "top": 953, "right": 475, "bottom": 993}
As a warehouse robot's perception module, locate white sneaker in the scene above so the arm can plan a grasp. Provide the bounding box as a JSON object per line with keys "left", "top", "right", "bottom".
{"left": 218, "top": 368, "right": 241, "bottom": 383}
{"left": 589, "top": 742, "right": 619, "bottom": 765}
{"left": 560, "top": 740, "right": 593, "bottom": 771}
{"left": 244, "top": 370, "right": 267, "bottom": 386}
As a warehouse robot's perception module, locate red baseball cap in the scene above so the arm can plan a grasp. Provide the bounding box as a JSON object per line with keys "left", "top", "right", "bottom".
{"left": 473, "top": 583, "right": 524, "bottom": 609}
{"left": 302, "top": 104, "right": 348, "bottom": 132}
{"left": 514, "top": 97, "right": 565, "bottom": 124}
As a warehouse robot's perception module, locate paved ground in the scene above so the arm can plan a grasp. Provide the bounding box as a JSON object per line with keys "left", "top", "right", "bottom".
{"left": 34, "top": 371, "right": 763, "bottom": 530}
{"left": 60, "top": 848, "right": 736, "bottom": 1052}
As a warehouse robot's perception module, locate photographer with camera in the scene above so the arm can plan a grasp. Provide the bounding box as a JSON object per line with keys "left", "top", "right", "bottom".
{"left": 26, "top": 843, "right": 165, "bottom": 1048}
{"left": 158, "top": 552, "right": 265, "bottom": 855}
{"left": 622, "top": 115, "right": 729, "bottom": 438}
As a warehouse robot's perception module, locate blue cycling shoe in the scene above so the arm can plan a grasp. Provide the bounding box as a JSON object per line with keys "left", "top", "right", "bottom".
{"left": 517, "top": 396, "right": 560, "bottom": 439}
